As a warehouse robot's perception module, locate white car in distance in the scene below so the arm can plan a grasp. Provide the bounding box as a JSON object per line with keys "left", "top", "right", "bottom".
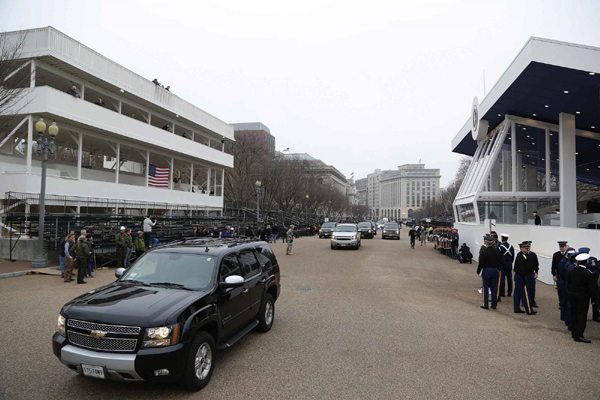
{"left": 331, "top": 224, "right": 361, "bottom": 250}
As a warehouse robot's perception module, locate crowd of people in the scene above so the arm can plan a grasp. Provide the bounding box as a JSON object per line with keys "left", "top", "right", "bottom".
{"left": 152, "top": 78, "right": 170, "bottom": 91}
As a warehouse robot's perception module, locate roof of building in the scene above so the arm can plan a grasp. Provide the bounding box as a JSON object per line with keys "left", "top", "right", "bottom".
{"left": 230, "top": 122, "right": 271, "bottom": 134}
{"left": 452, "top": 37, "right": 600, "bottom": 156}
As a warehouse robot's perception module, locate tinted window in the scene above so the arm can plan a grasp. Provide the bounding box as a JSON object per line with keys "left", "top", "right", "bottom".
{"left": 120, "top": 252, "right": 216, "bottom": 290}
{"left": 220, "top": 254, "right": 242, "bottom": 280}
{"left": 256, "top": 246, "right": 277, "bottom": 266}
{"left": 322, "top": 223, "right": 336, "bottom": 228}
{"left": 335, "top": 225, "right": 357, "bottom": 232}
{"left": 384, "top": 224, "right": 399, "bottom": 229}
{"left": 238, "top": 250, "right": 260, "bottom": 279}
{"left": 358, "top": 222, "right": 371, "bottom": 228}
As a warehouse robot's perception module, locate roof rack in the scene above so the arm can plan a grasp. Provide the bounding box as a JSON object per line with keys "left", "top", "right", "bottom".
{"left": 166, "top": 236, "right": 262, "bottom": 249}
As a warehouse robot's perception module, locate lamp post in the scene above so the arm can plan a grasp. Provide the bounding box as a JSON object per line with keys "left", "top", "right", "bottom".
{"left": 255, "top": 180, "right": 261, "bottom": 224}
{"left": 305, "top": 194, "right": 309, "bottom": 226}
{"left": 31, "top": 118, "right": 59, "bottom": 268}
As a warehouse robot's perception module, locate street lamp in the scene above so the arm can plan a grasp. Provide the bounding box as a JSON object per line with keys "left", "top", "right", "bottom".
{"left": 305, "top": 194, "right": 309, "bottom": 226}
{"left": 255, "top": 180, "right": 261, "bottom": 224}
{"left": 31, "top": 118, "right": 59, "bottom": 268}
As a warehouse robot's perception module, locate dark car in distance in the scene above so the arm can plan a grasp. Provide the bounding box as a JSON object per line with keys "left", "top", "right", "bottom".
{"left": 52, "top": 238, "right": 280, "bottom": 391}
{"left": 357, "top": 222, "right": 374, "bottom": 239}
{"left": 319, "top": 222, "right": 336, "bottom": 238}
{"left": 382, "top": 222, "right": 401, "bottom": 240}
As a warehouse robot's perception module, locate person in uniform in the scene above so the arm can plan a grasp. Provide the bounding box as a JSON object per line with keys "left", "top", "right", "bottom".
{"left": 552, "top": 241, "right": 569, "bottom": 311}
{"left": 498, "top": 234, "right": 515, "bottom": 298}
{"left": 513, "top": 241, "right": 536, "bottom": 315}
{"left": 70, "top": 235, "right": 90, "bottom": 284}
{"left": 568, "top": 253, "right": 597, "bottom": 342}
{"left": 124, "top": 228, "right": 134, "bottom": 267}
{"left": 286, "top": 225, "right": 295, "bottom": 255}
{"left": 524, "top": 241, "right": 540, "bottom": 308}
{"left": 577, "top": 247, "right": 600, "bottom": 322}
{"left": 115, "top": 226, "right": 127, "bottom": 268}
{"left": 555, "top": 246, "right": 572, "bottom": 323}
{"left": 533, "top": 211, "right": 541, "bottom": 225}
{"left": 476, "top": 235, "right": 503, "bottom": 309}
{"left": 134, "top": 231, "right": 146, "bottom": 259}
{"left": 561, "top": 250, "right": 579, "bottom": 331}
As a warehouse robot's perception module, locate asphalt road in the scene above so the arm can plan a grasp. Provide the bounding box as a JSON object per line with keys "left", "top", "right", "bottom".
{"left": 1, "top": 234, "right": 599, "bottom": 399}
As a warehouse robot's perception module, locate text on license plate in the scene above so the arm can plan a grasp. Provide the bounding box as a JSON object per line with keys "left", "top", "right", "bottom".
{"left": 81, "top": 364, "right": 105, "bottom": 379}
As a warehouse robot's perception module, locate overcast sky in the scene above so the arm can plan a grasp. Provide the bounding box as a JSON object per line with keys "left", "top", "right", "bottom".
{"left": 2, "top": 0, "right": 600, "bottom": 186}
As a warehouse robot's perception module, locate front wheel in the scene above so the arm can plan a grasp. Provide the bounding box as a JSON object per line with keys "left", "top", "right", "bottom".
{"left": 181, "top": 332, "right": 216, "bottom": 391}
{"left": 331, "top": 243, "right": 335, "bottom": 249}
{"left": 257, "top": 294, "right": 275, "bottom": 332}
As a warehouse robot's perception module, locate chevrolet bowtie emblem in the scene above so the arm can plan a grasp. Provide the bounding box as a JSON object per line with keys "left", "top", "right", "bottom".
{"left": 90, "top": 330, "right": 107, "bottom": 339}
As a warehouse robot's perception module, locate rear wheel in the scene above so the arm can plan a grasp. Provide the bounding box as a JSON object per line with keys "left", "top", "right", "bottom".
{"left": 180, "top": 331, "right": 216, "bottom": 391}
{"left": 257, "top": 294, "right": 275, "bottom": 332}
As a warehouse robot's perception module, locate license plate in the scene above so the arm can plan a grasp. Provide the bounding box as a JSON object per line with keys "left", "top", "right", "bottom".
{"left": 81, "top": 364, "right": 106, "bottom": 379}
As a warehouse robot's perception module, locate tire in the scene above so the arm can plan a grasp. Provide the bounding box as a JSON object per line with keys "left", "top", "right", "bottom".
{"left": 331, "top": 244, "right": 335, "bottom": 249}
{"left": 180, "top": 331, "right": 216, "bottom": 391}
{"left": 319, "top": 235, "right": 322, "bottom": 239}
{"left": 257, "top": 294, "right": 275, "bottom": 332}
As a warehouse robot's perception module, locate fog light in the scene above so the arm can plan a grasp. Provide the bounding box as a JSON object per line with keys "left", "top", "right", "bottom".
{"left": 154, "top": 369, "right": 169, "bottom": 376}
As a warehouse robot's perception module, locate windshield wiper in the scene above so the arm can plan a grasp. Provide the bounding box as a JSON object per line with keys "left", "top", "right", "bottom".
{"left": 148, "top": 282, "right": 195, "bottom": 291}
{"left": 119, "top": 279, "right": 150, "bottom": 287}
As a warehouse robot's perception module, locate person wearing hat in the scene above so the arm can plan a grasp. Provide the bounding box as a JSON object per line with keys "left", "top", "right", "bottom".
{"left": 124, "top": 228, "right": 134, "bottom": 267}
{"left": 513, "top": 241, "right": 536, "bottom": 314}
{"left": 577, "top": 248, "right": 600, "bottom": 322}
{"left": 476, "top": 235, "right": 503, "bottom": 310}
{"left": 533, "top": 211, "right": 541, "bottom": 226}
{"left": 69, "top": 235, "right": 90, "bottom": 284}
{"left": 552, "top": 241, "right": 569, "bottom": 311}
{"left": 115, "top": 226, "right": 128, "bottom": 268}
{"left": 522, "top": 241, "right": 540, "bottom": 308}
{"left": 498, "top": 234, "right": 515, "bottom": 298}
{"left": 134, "top": 231, "right": 146, "bottom": 259}
{"left": 560, "top": 250, "right": 579, "bottom": 329}
{"left": 286, "top": 225, "right": 295, "bottom": 255}
{"left": 568, "top": 253, "right": 597, "bottom": 343}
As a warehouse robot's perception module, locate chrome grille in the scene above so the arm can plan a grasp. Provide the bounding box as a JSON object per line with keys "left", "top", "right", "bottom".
{"left": 68, "top": 331, "right": 137, "bottom": 352}
{"left": 67, "top": 319, "right": 140, "bottom": 335}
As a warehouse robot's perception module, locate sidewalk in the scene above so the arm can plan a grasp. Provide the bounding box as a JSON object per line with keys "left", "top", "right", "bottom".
{"left": 0, "top": 258, "right": 60, "bottom": 279}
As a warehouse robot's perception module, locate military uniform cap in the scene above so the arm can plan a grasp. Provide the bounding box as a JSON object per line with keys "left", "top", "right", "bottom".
{"left": 576, "top": 253, "right": 590, "bottom": 261}
{"left": 578, "top": 247, "right": 590, "bottom": 253}
{"left": 484, "top": 235, "right": 495, "bottom": 242}
{"left": 500, "top": 233, "right": 509, "bottom": 238}
{"left": 568, "top": 251, "right": 579, "bottom": 259}
{"left": 519, "top": 241, "right": 530, "bottom": 247}
{"left": 557, "top": 241, "right": 568, "bottom": 245}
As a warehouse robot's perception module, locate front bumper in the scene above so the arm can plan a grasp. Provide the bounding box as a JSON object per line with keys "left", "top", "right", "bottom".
{"left": 53, "top": 332, "right": 187, "bottom": 383}
{"left": 319, "top": 231, "right": 333, "bottom": 238}
{"left": 382, "top": 232, "right": 400, "bottom": 239}
{"left": 359, "top": 231, "right": 373, "bottom": 238}
{"left": 331, "top": 238, "right": 359, "bottom": 247}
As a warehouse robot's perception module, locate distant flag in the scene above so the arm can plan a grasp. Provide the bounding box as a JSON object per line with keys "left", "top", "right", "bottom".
{"left": 282, "top": 147, "right": 290, "bottom": 152}
{"left": 148, "top": 164, "right": 169, "bottom": 187}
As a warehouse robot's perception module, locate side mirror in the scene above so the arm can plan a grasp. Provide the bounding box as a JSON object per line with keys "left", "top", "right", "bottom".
{"left": 221, "top": 275, "right": 244, "bottom": 288}
{"left": 115, "top": 267, "right": 125, "bottom": 279}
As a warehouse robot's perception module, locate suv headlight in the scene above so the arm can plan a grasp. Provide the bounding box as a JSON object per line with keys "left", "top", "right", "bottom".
{"left": 57, "top": 314, "right": 66, "bottom": 337}
{"left": 319, "top": 229, "right": 322, "bottom": 233}
{"left": 143, "top": 324, "right": 179, "bottom": 348}
{"left": 352, "top": 235, "right": 357, "bottom": 240}
{"left": 368, "top": 230, "right": 372, "bottom": 233}
{"left": 396, "top": 230, "right": 399, "bottom": 234}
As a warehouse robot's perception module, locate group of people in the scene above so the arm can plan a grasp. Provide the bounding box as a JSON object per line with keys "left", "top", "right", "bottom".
{"left": 431, "top": 227, "right": 459, "bottom": 259}
{"left": 58, "top": 229, "right": 94, "bottom": 284}
{"left": 115, "top": 227, "right": 146, "bottom": 268}
{"left": 152, "top": 78, "right": 170, "bottom": 91}
{"left": 476, "top": 232, "right": 599, "bottom": 343}
{"left": 551, "top": 241, "right": 600, "bottom": 343}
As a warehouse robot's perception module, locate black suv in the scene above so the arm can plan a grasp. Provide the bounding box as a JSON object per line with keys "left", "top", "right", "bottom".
{"left": 319, "top": 222, "right": 336, "bottom": 238}
{"left": 52, "top": 238, "right": 280, "bottom": 391}
{"left": 382, "top": 222, "right": 401, "bottom": 240}
{"left": 357, "top": 222, "right": 374, "bottom": 239}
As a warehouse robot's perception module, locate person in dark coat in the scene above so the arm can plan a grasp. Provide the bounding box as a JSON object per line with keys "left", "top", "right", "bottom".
{"left": 85, "top": 233, "right": 95, "bottom": 278}
{"left": 115, "top": 227, "right": 127, "bottom": 268}
{"left": 70, "top": 235, "right": 90, "bottom": 284}
{"left": 552, "top": 241, "right": 569, "bottom": 311}
{"left": 211, "top": 226, "right": 220, "bottom": 238}
{"left": 568, "top": 253, "right": 597, "bottom": 343}
{"left": 459, "top": 243, "right": 472, "bottom": 263}
{"left": 533, "top": 211, "right": 541, "bottom": 225}
{"left": 498, "top": 234, "right": 515, "bottom": 297}
{"left": 476, "top": 235, "right": 503, "bottom": 310}
{"left": 513, "top": 241, "right": 536, "bottom": 315}
{"left": 577, "top": 247, "right": 600, "bottom": 322}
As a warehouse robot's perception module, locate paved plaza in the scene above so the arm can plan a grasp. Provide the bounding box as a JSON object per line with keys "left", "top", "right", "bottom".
{"left": 1, "top": 235, "right": 599, "bottom": 399}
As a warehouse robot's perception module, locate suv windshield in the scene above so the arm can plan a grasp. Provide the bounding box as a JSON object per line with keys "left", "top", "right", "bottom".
{"left": 358, "top": 222, "right": 371, "bottom": 228}
{"left": 120, "top": 252, "right": 216, "bottom": 290}
{"left": 322, "top": 223, "right": 336, "bottom": 228}
{"left": 384, "top": 224, "right": 399, "bottom": 230}
{"left": 335, "top": 226, "right": 357, "bottom": 232}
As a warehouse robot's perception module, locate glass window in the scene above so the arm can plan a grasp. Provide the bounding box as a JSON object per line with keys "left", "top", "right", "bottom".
{"left": 220, "top": 254, "right": 242, "bottom": 280}
{"left": 238, "top": 250, "right": 260, "bottom": 279}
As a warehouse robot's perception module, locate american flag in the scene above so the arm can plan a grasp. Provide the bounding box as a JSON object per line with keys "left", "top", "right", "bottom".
{"left": 148, "top": 164, "right": 169, "bottom": 187}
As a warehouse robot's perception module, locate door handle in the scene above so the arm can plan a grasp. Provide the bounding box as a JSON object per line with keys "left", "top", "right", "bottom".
{"left": 260, "top": 278, "right": 267, "bottom": 283}
{"left": 242, "top": 288, "right": 249, "bottom": 295}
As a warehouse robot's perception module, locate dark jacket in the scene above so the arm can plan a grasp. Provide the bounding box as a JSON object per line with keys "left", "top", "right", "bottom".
{"left": 567, "top": 267, "right": 596, "bottom": 300}
{"left": 551, "top": 251, "right": 566, "bottom": 277}
{"left": 514, "top": 251, "right": 538, "bottom": 279}
{"left": 499, "top": 242, "right": 515, "bottom": 268}
{"left": 69, "top": 241, "right": 90, "bottom": 264}
{"left": 115, "top": 233, "right": 128, "bottom": 251}
{"left": 477, "top": 245, "right": 503, "bottom": 274}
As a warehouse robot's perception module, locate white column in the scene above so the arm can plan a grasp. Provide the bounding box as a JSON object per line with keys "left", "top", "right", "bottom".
{"left": 169, "top": 157, "right": 174, "bottom": 190}
{"left": 148, "top": 112, "right": 152, "bottom": 125}
{"left": 221, "top": 140, "right": 225, "bottom": 152}
{"left": 190, "top": 162, "right": 194, "bottom": 192}
{"left": 77, "top": 132, "right": 82, "bottom": 180}
{"left": 26, "top": 115, "right": 33, "bottom": 175}
{"left": 511, "top": 121, "right": 517, "bottom": 192}
{"left": 115, "top": 143, "right": 120, "bottom": 184}
{"left": 221, "top": 168, "right": 225, "bottom": 196}
{"left": 80, "top": 85, "right": 85, "bottom": 100}
{"left": 172, "top": 123, "right": 176, "bottom": 135}
{"left": 207, "top": 168, "right": 211, "bottom": 194}
{"left": 145, "top": 150, "right": 150, "bottom": 187}
{"left": 30, "top": 60, "right": 36, "bottom": 88}
{"left": 545, "top": 128, "right": 551, "bottom": 193}
{"left": 118, "top": 100, "right": 122, "bottom": 114}
{"left": 559, "top": 112, "right": 577, "bottom": 227}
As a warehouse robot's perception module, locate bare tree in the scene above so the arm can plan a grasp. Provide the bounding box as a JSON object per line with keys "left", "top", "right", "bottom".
{"left": 0, "top": 31, "right": 30, "bottom": 119}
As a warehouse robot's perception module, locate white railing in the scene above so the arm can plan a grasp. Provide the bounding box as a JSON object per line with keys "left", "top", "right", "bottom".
{"left": 3, "top": 27, "right": 233, "bottom": 139}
